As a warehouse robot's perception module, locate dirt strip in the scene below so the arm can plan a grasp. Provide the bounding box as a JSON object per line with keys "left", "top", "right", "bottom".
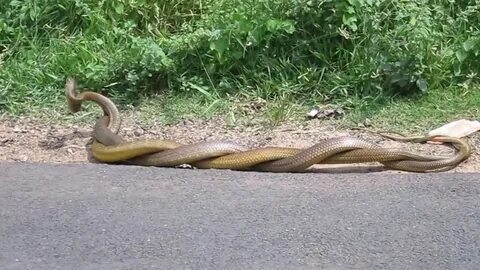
{"left": 1, "top": 115, "right": 478, "bottom": 173}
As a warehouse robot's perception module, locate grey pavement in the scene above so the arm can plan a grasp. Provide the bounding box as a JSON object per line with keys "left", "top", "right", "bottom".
{"left": 0, "top": 162, "right": 479, "bottom": 270}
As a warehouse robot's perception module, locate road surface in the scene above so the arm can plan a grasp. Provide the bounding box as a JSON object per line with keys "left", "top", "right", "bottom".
{"left": 1, "top": 162, "right": 479, "bottom": 269}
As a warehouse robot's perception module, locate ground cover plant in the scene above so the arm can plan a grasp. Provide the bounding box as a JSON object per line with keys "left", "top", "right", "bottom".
{"left": 0, "top": 0, "right": 479, "bottom": 129}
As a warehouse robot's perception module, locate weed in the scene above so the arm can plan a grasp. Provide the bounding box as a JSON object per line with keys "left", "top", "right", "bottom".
{"left": 0, "top": 0, "right": 479, "bottom": 127}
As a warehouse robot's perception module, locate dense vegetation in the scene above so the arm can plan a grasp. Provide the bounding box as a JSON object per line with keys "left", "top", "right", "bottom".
{"left": 0, "top": 0, "right": 479, "bottom": 119}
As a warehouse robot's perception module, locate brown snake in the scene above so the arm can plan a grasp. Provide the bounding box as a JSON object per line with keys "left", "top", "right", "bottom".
{"left": 66, "top": 78, "right": 472, "bottom": 173}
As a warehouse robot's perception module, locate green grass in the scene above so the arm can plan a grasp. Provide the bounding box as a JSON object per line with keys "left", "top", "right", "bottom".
{"left": 132, "top": 82, "right": 480, "bottom": 133}
{"left": 0, "top": 0, "right": 479, "bottom": 130}
{"left": 133, "top": 92, "right": 305, "bottom": 127}
{"left": 345, "top": 85, "right": 480, "bottom": 132}
{"left": 135, "top": 93, "right": 230, "bottom": 125}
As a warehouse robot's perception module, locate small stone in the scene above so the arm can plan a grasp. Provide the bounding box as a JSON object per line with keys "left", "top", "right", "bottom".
{"left": 176, "top": 164, "right": 193, "bottom": 169}
{"left": 134, "top": 128, "right": 144, "bottom": 136}
{"left": 0, "top": 139, "right": 14, "bottom": 146}
{"left": 67, "top": 148, "right": 74, "bottom": 154}
{"left": 16, "top": 155, "right": 28, "bottom": 162}
{"left": 307, "top": 105, "right": 345, "bottom": 119}
{"left": 307, "top": 108, "right": 320, "bottom": 118}
{"left": 149, "top": 130, "right": 159, "bottom": 136}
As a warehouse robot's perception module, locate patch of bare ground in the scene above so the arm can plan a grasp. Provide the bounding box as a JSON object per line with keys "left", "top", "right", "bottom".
{"left": 1, "top": 113, "right": 478, "bottom": 173}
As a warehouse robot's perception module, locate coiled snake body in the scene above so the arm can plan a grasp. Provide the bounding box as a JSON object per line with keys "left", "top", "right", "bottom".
{"left": 66, "top": 78, "right": 471, "bottom": 173}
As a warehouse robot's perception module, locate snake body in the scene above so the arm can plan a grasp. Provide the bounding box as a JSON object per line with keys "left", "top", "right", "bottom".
{"left": 66, "top": 78, "right": 471, "bottom": 173}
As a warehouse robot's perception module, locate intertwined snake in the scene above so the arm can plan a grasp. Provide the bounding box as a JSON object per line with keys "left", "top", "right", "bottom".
{"left": 66, "top": 78, "right": 472, "bottom": 173}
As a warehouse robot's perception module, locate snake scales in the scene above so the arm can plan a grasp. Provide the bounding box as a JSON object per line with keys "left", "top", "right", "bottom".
{"left": 66, "top": 78, "right": 472, "bottom": 173}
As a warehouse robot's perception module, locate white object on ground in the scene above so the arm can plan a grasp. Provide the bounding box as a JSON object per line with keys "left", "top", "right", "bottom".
{"left": 307, "top": 108, "right": 319, "bottom": 118}
{"left": 428, "top": 119, "right": 480, "bottom": 138}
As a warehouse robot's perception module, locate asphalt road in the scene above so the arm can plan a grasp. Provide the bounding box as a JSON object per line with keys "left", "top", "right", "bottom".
{"left": 1, "top": 162, "right": 479, "bottom": 270}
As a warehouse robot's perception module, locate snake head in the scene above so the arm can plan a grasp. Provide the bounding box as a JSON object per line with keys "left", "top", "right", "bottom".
{"left": 65, "top": 77, "right": 82, "bottom": 113}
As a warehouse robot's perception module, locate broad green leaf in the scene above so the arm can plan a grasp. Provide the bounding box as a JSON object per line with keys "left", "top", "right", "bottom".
{"left": 209, "top": 36, "right": 229, "bottom": 59}
{"left": 416, "top": 79, "right": 428, "bottom": 92}
{"left": 114, "top": 3, "right": 124, "bottom": 14}
{"left": 346, "top": 6, "right": 355, "bottom": 14}
{"left": 463, "top": 38, "right": 477, "bottom": 52}
{"left": 455, "top": 50, "right": 468, "bottom": 62}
